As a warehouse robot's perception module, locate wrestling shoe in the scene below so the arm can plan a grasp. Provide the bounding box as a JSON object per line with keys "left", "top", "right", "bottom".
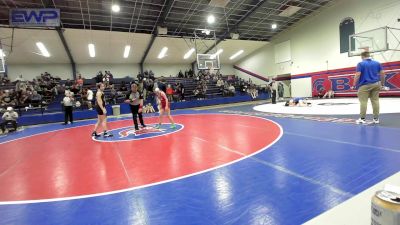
{"left": 103, "top": 131, "right": 113, "bottom": 137}
{"left": 92, "top": 131, "right": 101, "bottom": 137}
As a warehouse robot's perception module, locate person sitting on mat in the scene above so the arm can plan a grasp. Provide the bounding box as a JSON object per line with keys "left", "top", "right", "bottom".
{"left": 323, "top": 89, "right": 335, "bottom": 98}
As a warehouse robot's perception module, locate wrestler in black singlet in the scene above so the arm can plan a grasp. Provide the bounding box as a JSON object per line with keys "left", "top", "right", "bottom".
{"left": 96, "top": 91, "right": 106, "bottom": 115}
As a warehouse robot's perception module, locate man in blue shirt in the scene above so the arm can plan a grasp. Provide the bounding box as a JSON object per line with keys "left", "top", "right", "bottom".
{"left": 353, "top": 52, "right": 385, "bottom": 124}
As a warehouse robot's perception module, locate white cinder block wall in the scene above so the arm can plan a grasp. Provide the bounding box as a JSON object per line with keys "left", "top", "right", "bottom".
{"left": 7, "top": 63, "right": 235, "bottom": 81}
{"left": 234, "top": 0, "right": 400, "bottom": 96}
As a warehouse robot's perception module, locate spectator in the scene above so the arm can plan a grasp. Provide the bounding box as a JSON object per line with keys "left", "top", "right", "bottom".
{"left": 158, "top": 78, "right": 167, "bottom": 93}
{"left": 1, "top": 107, "right": 18, "bottom": 133}
{"left": 29, "top": 91, "right": 42, "bottom": 106}
{"left": 1, "top": 90, "right": 16, "bottom": 107}
{"left": 18, "top": 91, "right": 29, "bottom": 106}
{"left": 228, "top": 84, "right": 236, "bottom": 96}
{"left": 76, "top": 74, "right": 84, "bottom": 89}
{"left": 249, "top": 85, "right": 258, "bottom": 100}
{"left": 70, "top": 85, "right": 80, "bottom": 95}
{"left": 146, "top": 79, "right": 154, "bottom": 101}
{"left": 95, "top": 71, "right": 103, "bottom": 83}
{"left": 188, "top": 68, "right": 194, "bottom": 78}
{"left": 269, "top": 80, "right": 277, "bottom": 104}
{"left": 0, "top": 90, "right": 4, "bottom": 104}
{"left": 65, "top": 79, "right": 73, "bottom": 89}
{"left": 178, "top": 70, "right": 184, "bottom": 78}
{"left": 82, "top": 88, "right": 94, "bottom": 110}
{"left": 323, "top": 89, "right": 335, "bottom": 98}
{"left": 149, "top": 70, "right": 155, "bottom": 81}
{"left": 138, "top": 72, "right": 143, "bottom": 80}
{"left": 87, "top": 88, "right": 94, "bottom": 110}
{"left": 216, "top": 78, "right": 224, "bottom": 87}
{"left": 317, "top": 87, "right": 326, "bottom": 98}
{"left": 62, "top": 91, "right": 74, "bottom": 125}
{"left": 166, "top": 84, "right": 174, "bottom": 102}
{"left": 103, "top": 71, "right": 111, "bottom": 87}
{"left": 178, "top": 82, "right": 185, "bottom": 101}
{"left": 119, "top": 81, "right": 128, "bottom": 93}
{"left": 109, "top": 85, "right": 117, "bottom": 105}
{"left": 143, "top": 103, "right": 155, "bottom": 113}
{"left": 193, "top": 88, "right": 200, "bottom": 100}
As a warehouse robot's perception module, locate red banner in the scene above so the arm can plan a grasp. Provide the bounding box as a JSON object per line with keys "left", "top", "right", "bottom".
{"left": 312, "top": 69, "right": 400, "bottom": 97}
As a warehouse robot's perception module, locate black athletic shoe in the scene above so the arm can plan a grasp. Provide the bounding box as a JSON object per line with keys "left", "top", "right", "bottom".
{"left": 141, "top": 124, "right": 146, "bottom": 128}
{"left": 135, "top": 127, "right": 140, "bottom": 131}
{"left": 103, "top": 132, "right": 113, "bottom": 137}
{"left": 92, "top": 132, "right": 100, "bottom": 137}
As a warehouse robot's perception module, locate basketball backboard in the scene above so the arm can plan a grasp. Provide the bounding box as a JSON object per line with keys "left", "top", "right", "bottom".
{"left": 197, "top": 53, "right": 220, "bottom": 70}
{"left": 0, "top": 49, "right": 5, "bottom": 73}
{"left": 349, "top": 26, "right": 400, "bottom": 57}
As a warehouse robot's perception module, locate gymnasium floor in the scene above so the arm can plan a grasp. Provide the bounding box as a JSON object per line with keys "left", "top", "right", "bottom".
{"left": 1, "top": 98, "right": 400, "bottom": 225}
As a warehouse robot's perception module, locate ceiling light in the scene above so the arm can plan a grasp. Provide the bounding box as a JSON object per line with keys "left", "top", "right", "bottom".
{"left": 271, "top": 24, "right": 277, "bottom": 29}
{"left": 183, "top": 48, "right": 195, "bottom": 59}
{"left": 210, "top": 49, "right": 223, "bottom": 59}
{"left": 207, "top": 15, "right": 215, "bottom": 24}
{"left": 123, "top": 45, "right": 131, "bottom": 58}
{"left": 88, "top": 43, "right": 95, "bottom": 58}
{"left": 158, "top": 47, "right": 168, "bottom": 59}
{"left": 229, "top": 50, "right": 244, "bottom": 60}
{"left": 0, "top": 49, "right": 5, "bottom": 57}
{"left": 112, "top": 4, "right": 120, "bottom": 12}
{"left": 36, "top": 42, "right": 50, "bottom": 57}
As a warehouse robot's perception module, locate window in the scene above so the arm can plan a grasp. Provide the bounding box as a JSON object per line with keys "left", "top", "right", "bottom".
{"left": 340, "top": 17, "right": 355, "bottom": 53}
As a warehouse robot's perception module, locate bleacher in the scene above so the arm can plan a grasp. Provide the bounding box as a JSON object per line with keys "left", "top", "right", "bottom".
{"left": 0, "top": 74, "right": 269, "bottom": 126}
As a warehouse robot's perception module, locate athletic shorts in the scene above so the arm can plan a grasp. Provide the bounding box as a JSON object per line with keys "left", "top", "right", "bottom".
{"left": 96, "top": 106, "right": 104, "bottom": 115}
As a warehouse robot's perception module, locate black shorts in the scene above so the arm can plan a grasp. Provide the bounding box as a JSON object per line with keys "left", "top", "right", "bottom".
{"left": 96, "top": 106, "right": 104, "bottom": 115}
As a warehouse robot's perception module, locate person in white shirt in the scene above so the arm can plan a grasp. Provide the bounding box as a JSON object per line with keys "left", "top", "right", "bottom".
{"left": 1, "top": 107, "right": 18, "bottom": 133}
{"left": 87, "top": 88, "right": 94, "bottom": 110}
{"left": 62, "top": 91, "right": 74, "bottom": 125}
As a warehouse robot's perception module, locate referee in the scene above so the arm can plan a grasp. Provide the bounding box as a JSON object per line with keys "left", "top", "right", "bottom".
{"left": 125, "top": 83, "right": 146, "bottom": 130}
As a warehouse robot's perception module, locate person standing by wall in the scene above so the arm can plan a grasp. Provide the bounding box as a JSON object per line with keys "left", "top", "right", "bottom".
{"left": 62, "top": 91, "right": 74, "bottom": 125}
{"left": 353, "top": 52, "right": 385, "bottom": 124}
{"left": 270, "top": 80, "right": 278, "bottom": 104}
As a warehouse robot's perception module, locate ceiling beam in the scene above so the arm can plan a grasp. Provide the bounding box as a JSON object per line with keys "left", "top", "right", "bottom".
{"left": 56, "top": 28, "right": 76, "bottom": 79}
{"left": 140, "top": 34, "right": 156, "bottom": 73}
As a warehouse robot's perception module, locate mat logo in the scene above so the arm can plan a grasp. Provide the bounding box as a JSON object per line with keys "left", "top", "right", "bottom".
{"left": 94, "top": 123, "right": 184, "bottom": 142}
{"left": 119, "top": 127, "right": 165, "bottom": 138}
